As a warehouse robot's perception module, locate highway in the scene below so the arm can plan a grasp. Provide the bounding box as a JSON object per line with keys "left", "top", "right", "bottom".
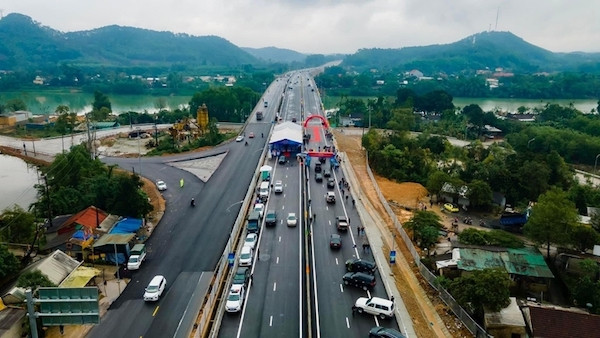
{"left": 87, "top": 81, "right": 283, "bottom": 337}
{"left": 217, "top": 72, "right": 401, "bottom": 338}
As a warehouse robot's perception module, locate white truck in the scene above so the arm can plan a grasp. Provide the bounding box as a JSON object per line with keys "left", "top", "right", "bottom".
{"left": 127, "top": 244, "right": 147, "bottom": 270}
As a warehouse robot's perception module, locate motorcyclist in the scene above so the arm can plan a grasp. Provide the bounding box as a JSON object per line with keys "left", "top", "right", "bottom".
{"left": 245, "top": 141, "right": 248, "bottom": 146}
{"left": 261, "top": 133, "right": 264, "bottom": 138}
{"left": 191, "top": 198, "right": 195, "bottom": 207}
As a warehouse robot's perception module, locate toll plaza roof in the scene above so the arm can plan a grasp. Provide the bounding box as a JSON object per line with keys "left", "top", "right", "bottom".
{"left": 269, "top": 121, "right": 303, "bottom": 146}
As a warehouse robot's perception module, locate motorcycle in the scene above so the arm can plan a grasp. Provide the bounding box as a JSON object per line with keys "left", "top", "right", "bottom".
{"left": 191, "top": 198, "right": 195, "bottom": 207}
{"left": 245, "top": 141, "right": 248, "bottom": 146}
{"left": 463, "top": 217, "right": 473, "bottom": 225}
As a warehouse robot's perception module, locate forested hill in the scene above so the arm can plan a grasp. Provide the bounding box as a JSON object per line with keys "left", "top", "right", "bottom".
{"left": 342, "top": 31, "right": 600, "bottom": 74}
{"left": 242, "top": 46, "right": 307, "bottom": 63}
{"left": 0, "top": 13, "right": 258, "bottom": 71}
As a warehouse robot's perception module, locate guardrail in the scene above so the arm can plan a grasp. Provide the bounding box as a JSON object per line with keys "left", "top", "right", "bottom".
{"left": 364, "top": 151, "right": 490, "bottom": 338}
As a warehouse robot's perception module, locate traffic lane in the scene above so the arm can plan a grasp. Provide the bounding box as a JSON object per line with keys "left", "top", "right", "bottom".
{"left": 90, "top": 126, "right": 265, "bottom": 337}
{"left": 237, "top": 163, "right": 303, "bottom": 337}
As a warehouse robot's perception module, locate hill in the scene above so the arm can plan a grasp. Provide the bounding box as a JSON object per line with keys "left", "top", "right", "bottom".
{"left": 0, "top": 13, "right": 258, "bottom": 71}
{"left": 342, "top": 31, "right": 600, "bottom": 74}
{"left": 242, "top": 46, "right": 307, "bottom": 63}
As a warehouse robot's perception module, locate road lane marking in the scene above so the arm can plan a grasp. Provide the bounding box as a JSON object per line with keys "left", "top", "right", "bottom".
{"left": 273, "top": 282, "right": 277, "bottom": 291}
{"left": 270, "top": 315, "right": 273, "bottom": 326}
{"left": 282, "top": 205, "right": 285, "bottom": 210}
{"left": 279, "top": 236, "right": 281, "bottom": 242}
{"left": 335, "top": 258, "right": 339, "bottom": 265}
{"left": 328, "top": 220, "right": 331, "bottom": 225}
{"left": 276, "top": 256, "right": 279, "bottom": 264}
{"left": 339, "top": 284, "right": 344, "bottom": 293}
{"left": 152, "top": 306, "right": 159, "bottom": 316}
{"left": 346, "top": 317, "right": 350, "bottom": 329}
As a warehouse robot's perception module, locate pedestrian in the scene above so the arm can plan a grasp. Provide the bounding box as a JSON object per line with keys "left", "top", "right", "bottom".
{"left": 361, "top": 226, "right": 365, "bottom": 235}
{"left": 352, "top": 198, "right": 356, "bottom": 207}
{"left": 390, "top": 295, "right": 395, "bottom": 303}
{"left": 22, "top": 143, "right": 27, "bottom": 156}
{"left": 346, "top": 195, "right": 349, "bottom": 203}
{"left": 362, "top": 243, "right": 367, "bottom": 252}
{"left": 250, "top": 273, "right": 254, "bottom": 283}
{"left": 357, "top": 226, "right": 360, "bottom": 236}
{"left": 351, "top": 305, "right": 357, "bottom": 316}
{"left": 341, "top": 189, "right": 345, "bottom": 196}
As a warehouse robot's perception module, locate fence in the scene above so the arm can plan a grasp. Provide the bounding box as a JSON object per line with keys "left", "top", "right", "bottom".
{"left": 365, "top": 151, "right": 490, "bottom": 338}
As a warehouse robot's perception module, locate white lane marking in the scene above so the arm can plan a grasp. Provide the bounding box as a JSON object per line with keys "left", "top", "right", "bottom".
{"left": 335, "top": 258, "right": 339, "bottom": 265}
{"left": 282, "top": 205, "right": 285, "bottom": 210}
{"left": 328, "top": 220, "right": 331, "bottom": 225}
{"left": 270, "top": 316, "right": 273, "bottom": 326}
{"left": 345, "top": 317, "right": 350, "bottom": 329}
{"left": 276, "top": 256, "right": 279, "bottom": 264}
{"left": 279, "top": 236, "right": 282, "bottom": 242}
{"left": 339, "top": 284, "right": 344, "bottom": 293}
{"left": 273, "top": 282, "right": 277, "bottom": 292}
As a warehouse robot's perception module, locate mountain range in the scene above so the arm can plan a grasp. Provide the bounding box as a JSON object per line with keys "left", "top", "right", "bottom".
{"left": 1, "top": 13, "right": 599, "bottom": 74}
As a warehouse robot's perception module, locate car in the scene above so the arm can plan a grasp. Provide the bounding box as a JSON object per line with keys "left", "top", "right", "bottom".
{"left": 235, "top": 135, "right": 244, "bottom": 142}
{"left": 326, "top": 192, "right": 336, "bottom": 203}
{"left": 265, "top": 210, "right": 277, "bottom": 226}
{"left": 253, "top": 203, "right": 264, "bottom": 218}
{"left": 443, "top": 203, "right": 459, "bottom": 213}
{"left": 369, "top": 327, "right": 405, "bottom": 338}
{"left": 346, "top": 258, "right": 376, "bottom": 274}
{"left": 336, "top": 216, "right": 349, "bottom": 231}
{"left": 274, "top": 180, "right": 284, "bottom": 193}
{"left": 292, "top": 117, "right": 297, "bottom": 123}
{"left": 156, "top": 180, "right": 167, "bottom": 191}
{"left": 278, "top": 155, "right": 287, "bottom": 164}
{"left": 315, "top": 173, "right": 323, "bottom": 182}
{"left": 249, "top": 132, "right": 255, "bottom": 138}
{"left": 144, "top": 275, "right": 166, "bottom": 301}
{"left": 329, "top": 234, "right": 342, "bottom": 249}
{"left": 244, "top": 233, "right": 258, "bottom": 250}
{"left": 343, "top": 272, "right": 376, "bottom": 290}
{"left": 323, "top": 170, "right": 331, "bottom": 178}
{"left": 354, "top": 297, "right": 395, "bottom": 319}
{"left": 287, "top": 213, "right": 298, "bottom": 227}
{"left": 232, "top": 267, "right": 250, "bottom": 286}
{"left": 315, "top": 162, "right": 322, "bottom": 173}
{"left": 239, "top": 246, "right": 253, "bottom": 266}
{"left": 327, "top": 178, "right": 335, "bottom": 189}
{"left": 319, "top": 157, "right": 326, "bottom": 164}
{"left": 225, "top": 284, "right": 245, "bottom": 313}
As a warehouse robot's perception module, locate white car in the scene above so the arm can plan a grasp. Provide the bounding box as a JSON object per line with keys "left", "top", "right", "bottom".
{"left": 274, "top": 180, "right": 283, "bottom": 193}
{"left": 235, "top": 135, "right": 244, "bottom": 142}
{"left": 354, "top": 296, "right": 395, "bottom": 319}
{"left": 239, "top": 246, "right": 253, "bottom": 266}
{"left": 156, "top": 180, "right": 167, "bottom": 191}
{"left": 287, "top": 213, "right": 297, "bottom": 227}
{"left": 244, "top": 233, "right": 258, "bottom": 250}
{"left": 144, "top": 275, "right": 166, "bottom": 302}
{"left": 254, "top": 203, "right": 265, "bottom": 217}
{"left": 225, "top": 284, "right": 245, "bottom": 313}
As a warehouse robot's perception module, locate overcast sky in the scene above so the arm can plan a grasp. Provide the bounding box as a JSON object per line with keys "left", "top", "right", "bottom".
{"left": 2, "top": 1, "right": 599, "bottom": 54}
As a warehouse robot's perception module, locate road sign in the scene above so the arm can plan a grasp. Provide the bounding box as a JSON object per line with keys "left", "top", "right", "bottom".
{"left": 390, "top": 250, "right": 396, "bottom": 264}
{"left": 38, "top": 287, "right": 100, "bottom": 325}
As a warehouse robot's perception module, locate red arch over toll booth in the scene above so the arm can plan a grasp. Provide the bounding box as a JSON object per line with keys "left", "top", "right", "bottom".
{"left": 303, "top": 114, "right": 329, "bottom": 129}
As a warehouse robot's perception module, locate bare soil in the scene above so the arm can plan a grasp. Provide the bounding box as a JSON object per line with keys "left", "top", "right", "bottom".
{"left": 334, "top": 129, "right": 472, "bottom": 338}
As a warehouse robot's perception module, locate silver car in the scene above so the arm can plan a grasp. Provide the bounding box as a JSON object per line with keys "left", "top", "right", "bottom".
{"left": 274, "top": 180, "right": 284, "bottom": 193}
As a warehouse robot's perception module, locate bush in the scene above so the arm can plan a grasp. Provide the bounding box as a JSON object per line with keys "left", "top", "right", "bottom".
{"left": 459, "top": 228, "right": 524, "bottom": 248}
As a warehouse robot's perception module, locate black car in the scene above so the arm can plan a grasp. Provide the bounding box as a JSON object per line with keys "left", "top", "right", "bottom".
{"left": 315, "top": 162, "right": 322, "bottom": 173}
{"left": 343, "top": 272, "right": 376, "bottom": 290}
{"left": 327, "top": 178, "right": 335, "bottom": 189}
{"left": 319, "top": 156, "right": 326, "bottom": 164}
{"left": 329, "top": 234, "right": 342, "bottom": 249}
{"left": 265, "top": 210, "right": 277, "bottom": 227}
{"left": 232, "top": 267, "right": 250, "bottom": 286}
{"left": 345, "top": 258, "right": 376, "bottom": 274}
{"left": 369, "top": 326, "right": 406, "bottom": 338}
{"left": 315, "top": 173, "right": 323, "bottom": 182}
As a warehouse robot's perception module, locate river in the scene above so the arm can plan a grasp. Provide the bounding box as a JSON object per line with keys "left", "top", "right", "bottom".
{"left": 0, "top": 154, "right": 40, "bottom": 211}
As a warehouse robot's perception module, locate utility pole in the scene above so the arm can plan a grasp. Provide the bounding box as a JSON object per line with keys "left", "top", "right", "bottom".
{"left": 85, "top": 113, "right": 93, "bottom": 159}
{"left": 43, "top": 175, "right": 53, "bottom": 228}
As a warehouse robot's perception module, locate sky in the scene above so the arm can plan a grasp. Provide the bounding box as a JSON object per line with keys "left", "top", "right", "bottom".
{"left": 2, "top": 0, "right": 599, "bottom": 55}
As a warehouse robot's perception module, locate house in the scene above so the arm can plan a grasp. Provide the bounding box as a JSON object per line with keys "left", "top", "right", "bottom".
{"left": 522, "top": 304, "right": 600, "bottom": 338}
{"left": 0, "top": 303, "right": 27, "bottom": 338}
{"left": 484, "top": 297, "right": 527, "bottom": 338}
{"left": 439, "top": 182, "right": 469, "bottom": 207}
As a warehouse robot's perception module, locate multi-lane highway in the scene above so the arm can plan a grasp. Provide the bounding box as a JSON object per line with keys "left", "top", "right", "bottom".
{"left": 218, "top": 72, "right": 401, "bottom": 338}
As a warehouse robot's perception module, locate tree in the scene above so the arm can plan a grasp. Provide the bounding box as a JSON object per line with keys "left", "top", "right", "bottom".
{"left": 467, "top": 180, "right": 493, "bottom": 209}
{"left": 17, "top": 270, "right": 55, "bottom": 290}
{"left": 92, "top": 90, "right": 112, "bottom": 113}
{"left": 570, "top": 225, "right": 600, "bottom": 252}
{"left": 524, "top": 187, "right": 580, "bottom": 258}
{"left": 0, "top": 244, "right": 20, "bottom": 279}
{"left": 448, "top": 268, "right": 511, "bottom": 314}
{"left": 426, "top": 170, "right": 452, "bottom": 195}
{"left": 571, "top": 259, "right": 600, "bottom": 314}
{"left": 404, "top": 210, "right": 443, "bottom": 249}
{"left": 54, "top": 106, "right": 78, "bottom": 134}
{"left": 0, "top": 206, "right": 36, "bottom": 244}
{"left": 5, "top": 98, "right": 27, "bottom": 112}
{"left": 462, "top": 104, "right": 485, "bottom": 135}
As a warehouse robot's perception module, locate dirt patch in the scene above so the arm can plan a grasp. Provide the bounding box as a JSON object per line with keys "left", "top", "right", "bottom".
{"left": 334, "top": 130, "right": 472, "bottom": 338}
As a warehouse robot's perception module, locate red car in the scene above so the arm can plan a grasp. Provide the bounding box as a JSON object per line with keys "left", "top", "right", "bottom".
{"left": 249, "top": 132, "right": 255, "bottom": 138}
{"left": 330, "top": 234, "right": 342, "bottom": 249}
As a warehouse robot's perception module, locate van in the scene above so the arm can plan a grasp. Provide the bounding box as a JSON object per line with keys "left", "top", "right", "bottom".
{"left": 259, "top": 181, "right": 270, "bottom": 200}
{"left": 127, "top": 244, "right": 147, "bottom": 270}
{"left": 246, "top": 211, "right": 262, "bottom": 233}
{"left": 144, "top": 275, "right": 166, "bottom": 301}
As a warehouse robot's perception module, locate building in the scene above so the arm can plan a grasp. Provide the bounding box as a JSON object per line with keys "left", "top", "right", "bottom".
{"left": 522, "top": 304, "right": 600, "bottom": 338}
{"left": 484, "top": 297, "right": 527, "bottom": 338}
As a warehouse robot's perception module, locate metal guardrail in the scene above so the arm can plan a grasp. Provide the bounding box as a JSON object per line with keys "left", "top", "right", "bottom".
{"left": 364, "top": 151, "right": 489, "bottom": 338}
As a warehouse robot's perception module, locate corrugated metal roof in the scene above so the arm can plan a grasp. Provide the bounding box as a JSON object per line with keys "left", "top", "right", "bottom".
{"left": 458, "top": 247, "right": 553, "bottom": 278}
{"left": 93, "top": 233, "right": 135, "bottom": 247}
{"left": 59, "top": 266, "right": 100, "bottom": 288}
{"left": 25, "top": 250, "right": 82, "bottom": 285}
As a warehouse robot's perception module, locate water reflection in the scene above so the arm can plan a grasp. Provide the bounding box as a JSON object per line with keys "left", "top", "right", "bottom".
{"left": 0, "top": 155, "right": 40, "bottom": 211}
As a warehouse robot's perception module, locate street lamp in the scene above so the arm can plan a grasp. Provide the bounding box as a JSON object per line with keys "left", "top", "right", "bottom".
{"left": 595, "top": 154, "right": 600, "bottom": 173}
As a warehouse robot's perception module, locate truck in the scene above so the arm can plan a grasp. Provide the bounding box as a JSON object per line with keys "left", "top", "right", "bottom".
{"left": 246, "top": 211, "right": 262, "bottom": 233}
{"left": 256, "top": 111, "right": 263, "bottom": 121}
{"left": 127, "top": 244, "right": 147, "bottom": 270}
